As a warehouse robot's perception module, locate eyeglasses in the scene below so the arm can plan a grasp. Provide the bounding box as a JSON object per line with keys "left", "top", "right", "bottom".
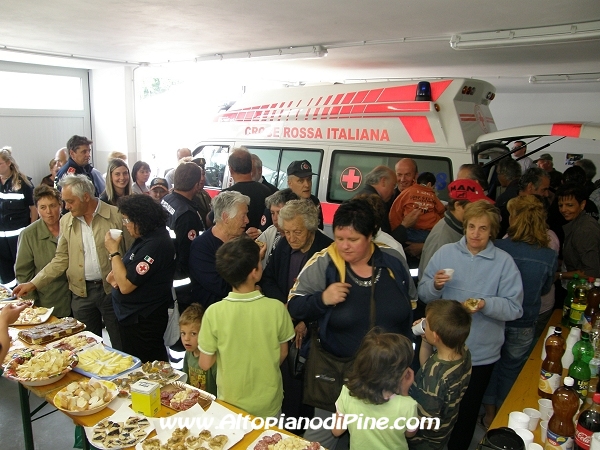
{"left": 122, "top": 218, "right": 131, "bottom": 224}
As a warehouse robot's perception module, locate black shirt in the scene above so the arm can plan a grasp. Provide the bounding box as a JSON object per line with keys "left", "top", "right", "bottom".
{"left": 0, "top": 176, "right": 34, "bottom": 231}
{"left": 112, "top": 227, "right": 175, "bottom": 324}
{"left": 223, "top": 181, "right": 272, "bottom": 229}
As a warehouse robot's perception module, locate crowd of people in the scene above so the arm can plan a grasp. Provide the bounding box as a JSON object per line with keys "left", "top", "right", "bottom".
{"left": 2, "top": 134, "right": 600, "bottom": 450}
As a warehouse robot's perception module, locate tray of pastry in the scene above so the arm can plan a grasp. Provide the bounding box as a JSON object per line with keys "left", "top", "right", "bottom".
{"left": 110, "top": 361, "right": 186, "bottom": 396}
{"left": 18, "top": 317, "right": 86, "bottom": 345}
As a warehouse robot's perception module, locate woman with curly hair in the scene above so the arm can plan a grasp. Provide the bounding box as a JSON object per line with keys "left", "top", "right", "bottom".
{"left": 104, "top": 194, "right": 175, "bottom": 362}
{"left": 100, "top": 158, "right": 131, "bottom": 206}
{"left": 131, "top": 160, "right": 151, "bottom": 194}
{"left": 481, "top": 194, "right": 557, "bottom": 427}
{"left": 0, "top": 147, "right": 36, "bottom": 285}
{"left": 332, "top": 328, "right": 418, "bottom": 449}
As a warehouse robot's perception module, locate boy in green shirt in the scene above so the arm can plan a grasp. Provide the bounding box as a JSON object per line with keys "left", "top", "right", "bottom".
{"left": 198, "top": 236, "right": 295, "bottom": 418}
{"left": 179, "top": 303, "right": 217, "bottom": 396}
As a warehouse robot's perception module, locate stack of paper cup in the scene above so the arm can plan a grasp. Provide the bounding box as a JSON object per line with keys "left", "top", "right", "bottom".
{"left": 538, "top": 398, "right": 553, "bottom": 421}
{"left": 514, "top": 429, "right": 534, "bottom": 447}
{"left": 540, "top": 420, "right": 549, "bottom": 443}
{"left": 508, "top": 411, "right": 531, "bottom": 430}
{"left": 592, "top": 432, "right": 600, "bottom": 450}
{"left": 523, "top": 408, "right": 541, "bottom": 431}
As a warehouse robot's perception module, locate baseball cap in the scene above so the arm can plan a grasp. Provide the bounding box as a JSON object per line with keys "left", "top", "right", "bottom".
{"left": 287, "top": 160, "right": 315, "bottom": 178}
{"left": 448, "top": 179, "right": 494, "bottom": 204}
{"left": 149, "top": 178, "right": 169, "bottom": 191}
{"left": 538, "top": 154, "right": 553, "bottom": 161}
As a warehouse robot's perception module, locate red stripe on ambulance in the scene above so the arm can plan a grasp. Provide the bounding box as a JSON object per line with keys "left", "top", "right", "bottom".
{"left": 399, "top": 116, "right": 436, "bottom": 143}
{"left": 551, "top": 123, "right": 582, "bottom": 138}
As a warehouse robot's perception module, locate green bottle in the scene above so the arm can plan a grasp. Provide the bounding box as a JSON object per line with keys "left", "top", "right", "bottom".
{"left": 563, "top": 273, "right": 580, "bottom": 327}
{"left": 571, "top": 279, "right": 589, "bottom": 328}
{"left": 569, "top": 333, "right": 594, "bottom": 400}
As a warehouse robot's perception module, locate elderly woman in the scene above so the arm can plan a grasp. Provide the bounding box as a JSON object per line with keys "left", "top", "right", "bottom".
{"left": 40, "top": 158, "right": 59, "bottom": 188}
{"left": 0, "top": 148, "right": 37, "bottom": 286}
{"left": 557, "top": 183, "right": 600, "bottom": 279}
{"left": 189, "top": 191, "right": 265, "bottom": 308}
{"left": 131, "top": 160, "right": 151, "bottom": 194}
{"left": 15, "top": 186, "right": 71, "bottom": 317}
{"left": 104, "top": 194, "right": 174, "bottom": 362}
{"left": 481, "top": 195, "right": 557, "bottom": 427}
{"left": 100, "top": 158, "right": 131, "bottom": 206}
{"left": 418, "top": 200, "right": 523, "bottom": 450}
{"left": 288, "top": 198, "right": 415, "bottom": 449}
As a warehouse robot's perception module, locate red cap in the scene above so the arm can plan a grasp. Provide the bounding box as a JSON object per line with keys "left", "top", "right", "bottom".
{"left": 593, "top": 393, "right": 600, "bottom": 403}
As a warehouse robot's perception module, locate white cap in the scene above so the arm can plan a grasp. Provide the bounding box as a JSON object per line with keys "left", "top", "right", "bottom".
{"left": 564, "top": 376, "right": 575, "bottom": 386}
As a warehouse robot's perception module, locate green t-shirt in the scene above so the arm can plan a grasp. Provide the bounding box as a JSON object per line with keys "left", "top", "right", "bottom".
{"left": 198, "top": 290, "right": 295, "bottom": 418}
{"left": 337, "top": 385, "right": 419, "bottom": 450}
{"left": 182, "top": 350, "right": 217, "bottom": 396}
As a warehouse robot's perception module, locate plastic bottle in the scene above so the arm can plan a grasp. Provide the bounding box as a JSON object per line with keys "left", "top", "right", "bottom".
{"left": 543, "top": 326, "right": 558, "bottom": 361}
{"left": 585, "top": 280, "right": 600, "bottom": 336}
{"left": 565, "top": 274, "right": 582, "bottom": 327}
{"left": 565, "top": 328, "right": 583, "bottom": 369}
{"left": 547, "top": 377, "right": 579, "bottom": 450}
{"left": 572, "top": 279, "right": 590, "bottom": 329}
{"left": 570, "top": 333, "right": 595, "bottom": 400}
{"left": 540, "top": 327, "right": 567, "bottom": 399}
{"left": 575, "top": 392, "right": 600, "bottom": 450}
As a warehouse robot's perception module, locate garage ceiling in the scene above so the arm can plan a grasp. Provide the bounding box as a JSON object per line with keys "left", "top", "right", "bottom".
{"left": 1, "top": 0, "right": 600, "bottom": 92}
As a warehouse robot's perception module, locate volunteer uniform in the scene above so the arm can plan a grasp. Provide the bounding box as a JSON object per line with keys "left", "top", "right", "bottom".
{"left": 0, "top": 176, "right": 33, "bottom": 285}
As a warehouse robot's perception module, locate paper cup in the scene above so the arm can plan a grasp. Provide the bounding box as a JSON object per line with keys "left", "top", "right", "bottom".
{"left": 514, "top": 428, "right": 534, "bottom": 447}
{"left": 412, "top": 319, "right": 426, "bottom": 336}
{"left": 540, "top": 420, "right": 549, "bottom": 443}
{"left": 538, "top": 398, "right": 553, "bottom": 421}
{"left": 109, "top": 229, "right": 123, "bottom": 240}
{"left": 443, "top": 268, "right": 454, "bottom": 279}
{"left": 523, "top": 407, "right": 541, "bottom": 431}
{"left": 528, "top": 443, "right": 543, "bottom": 450}
{"left": 508, "top": 411, "right": 531, "bottom": 430}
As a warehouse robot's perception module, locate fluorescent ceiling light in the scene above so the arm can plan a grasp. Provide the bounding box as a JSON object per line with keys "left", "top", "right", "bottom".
{"left": 529, "top": 73, "right": 600, "bottom": 84}
{"left": 195, "top": 45, "right": 327, "bottom": 62}
{"left": 450, "top": 21, "right": 600, "bottom": 50}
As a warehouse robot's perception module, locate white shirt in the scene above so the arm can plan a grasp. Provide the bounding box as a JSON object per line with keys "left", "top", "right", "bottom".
{"left": 77, "top": 201, "right": 103, "bottom": 281}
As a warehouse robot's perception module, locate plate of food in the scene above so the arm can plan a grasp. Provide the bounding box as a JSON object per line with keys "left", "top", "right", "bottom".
{"left": 0, "top": 284, "right": 12, "bottom": 300}
{"left": 54, "top": 378, "right": 118, "bottom": 416}
{"left": 160, "top": 382, "right": 215, "bottom": 411}
{"left": 85, "top": 404, "right": 154, "bottom": 450}
{"left": 3, "top": 348, "right": 78, "bottom": 386}
{"left": 247, "top": 431, "right": 322, "bottom": 450}
{"left": 74, "top": 344, "right": 140, "bottom": 380}
{"left": 139, "top": 426, "right": 230, "bottom": 450}
{"left": 47, "top": 331, "right": 102, "bottom": 352}
{"left": 18, "top": 317, "right": 86, "bottom": 345}
{"left": 110, "top": 361, "right": 186, "bottom": 397}
{"left": 11, "top": 305, "right": 54, "bottom": 325}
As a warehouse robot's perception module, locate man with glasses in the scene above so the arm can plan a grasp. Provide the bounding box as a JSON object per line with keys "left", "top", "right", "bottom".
{"left": 13, "top": 174, "right": 130, "bottom": 349}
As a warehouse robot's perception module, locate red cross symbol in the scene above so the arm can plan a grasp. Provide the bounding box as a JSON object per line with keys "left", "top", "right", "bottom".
{"left": 340, "top": 167, "right": 362, "bottom": 191}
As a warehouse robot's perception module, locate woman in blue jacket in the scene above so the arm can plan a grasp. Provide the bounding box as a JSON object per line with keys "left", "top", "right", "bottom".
{"left": 418, "top": 200, "right": 523, "bottom": 450}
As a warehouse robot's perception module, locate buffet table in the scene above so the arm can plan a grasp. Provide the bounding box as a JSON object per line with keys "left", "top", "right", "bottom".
{"left": 488, "top": 309, "right": 563, "bottom": 445}
{"left": 9, "top": 317, "right": 294, "bottom": 450}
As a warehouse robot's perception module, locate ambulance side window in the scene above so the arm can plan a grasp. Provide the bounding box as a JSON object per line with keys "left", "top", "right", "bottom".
{"left": 194, "top": 145, "right": 230, "bottom": 188}
{"left": 327, "top": 150, "right": 453, "bottom": 203}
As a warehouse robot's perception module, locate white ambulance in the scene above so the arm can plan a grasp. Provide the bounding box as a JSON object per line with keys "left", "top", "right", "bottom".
{"left": 192, "top": 78, "right": 600, "bottom": 227}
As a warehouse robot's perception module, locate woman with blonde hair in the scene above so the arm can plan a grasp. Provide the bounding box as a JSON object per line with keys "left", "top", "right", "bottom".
{"left": 0, "top": 148, "right": 37, "bottom": 285}
{"left": 481, "top": 194, "right": 557, "bottom": 427}
{"left": 419, "top": 200, "right": 523, "bottom": 448}
{"left": 100, "top": 158, "right": 131, "bottom": 206}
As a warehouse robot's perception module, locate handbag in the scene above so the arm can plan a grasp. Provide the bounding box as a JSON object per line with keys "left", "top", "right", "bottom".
{"left": 287, "top": 333, "right": 310, "bottom": 380}
{"left": 163, "top": 300, "right": 181, "bottom": 347}
{"left": 302, "top": 266, "right": 377, "bottom": 412}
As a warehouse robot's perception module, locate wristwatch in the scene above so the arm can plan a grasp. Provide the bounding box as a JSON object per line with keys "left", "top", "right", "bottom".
{"left": 109, "top": 251, "right": 121, "bottom": 260}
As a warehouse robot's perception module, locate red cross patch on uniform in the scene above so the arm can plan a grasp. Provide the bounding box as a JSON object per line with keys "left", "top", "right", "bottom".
{"left": 260, "top": 215, "right": 266, "bottom": 227}
{"left": 188, "top": 230, "right": 197, "bottom": 241}
{"left": 136, "top": 261, "right": 150, "bottom": 275}
{"left": 67, "top": 167, "right": 76, "bottom": 174}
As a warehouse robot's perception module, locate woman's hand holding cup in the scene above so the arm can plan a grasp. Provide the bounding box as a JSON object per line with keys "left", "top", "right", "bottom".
{"left": 433, "top": 269, "right": 451, "bottom": 290}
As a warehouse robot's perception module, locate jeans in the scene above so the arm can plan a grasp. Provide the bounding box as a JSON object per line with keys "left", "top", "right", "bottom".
{"left": 482, "top": 325, "right": 535, "bottom": 409}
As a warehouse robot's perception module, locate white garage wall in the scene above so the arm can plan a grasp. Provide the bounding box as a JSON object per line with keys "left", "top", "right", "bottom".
{"left": 491, "top": 92, "right": 600, "bottom": 179}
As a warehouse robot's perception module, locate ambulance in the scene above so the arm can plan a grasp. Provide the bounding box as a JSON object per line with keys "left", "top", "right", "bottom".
{"left": 192, "top": 78, "right": 600, "bottom": 228}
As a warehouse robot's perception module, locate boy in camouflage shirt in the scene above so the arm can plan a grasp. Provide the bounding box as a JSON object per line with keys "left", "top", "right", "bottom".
{"left": 408, "top": 300, "right": 472, "bottom": 450}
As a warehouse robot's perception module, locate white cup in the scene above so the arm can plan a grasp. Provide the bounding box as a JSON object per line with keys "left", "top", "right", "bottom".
{"left": 540, "top": 420, "right": 549, "bottom": 443}
{"left": 109, "top": 229, "right": 123, "bottom": 240}
{"left": 514, "top": 428, "right": 534, "bottom": 447}
{"left": 508, "top": 411, "right": 531, "bottom": 430}
{"left": 412, "top": 319, "right": 426, "bottom": 336}
{"left": 443, "top": 268, "right": 454, "bottom": 279}
{"left": 538, "top": 398, "right": 553, "bottom": 421}
{"left": 523, "top": 407, "right": 542, "bottom": 431}
{"left": 528, "top": 443, "right": 543, "bottom": 450}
